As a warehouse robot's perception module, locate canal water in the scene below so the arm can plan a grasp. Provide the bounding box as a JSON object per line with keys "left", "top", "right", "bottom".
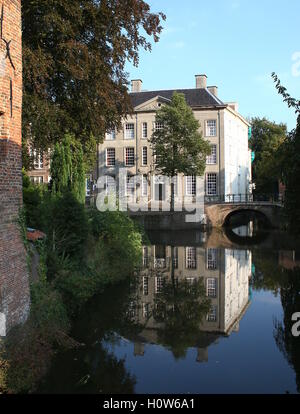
{"left": 37, "top": 226, "right": 300, "bottom": 394}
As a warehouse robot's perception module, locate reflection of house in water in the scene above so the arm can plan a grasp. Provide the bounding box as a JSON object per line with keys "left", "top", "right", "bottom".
{"left": 129, "top": 245, "right": 252, "bottom": 361}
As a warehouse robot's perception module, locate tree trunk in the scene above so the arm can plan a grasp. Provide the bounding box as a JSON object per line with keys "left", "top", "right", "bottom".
{"left": 170, "top": 181, "right": 175, "bottom": 213}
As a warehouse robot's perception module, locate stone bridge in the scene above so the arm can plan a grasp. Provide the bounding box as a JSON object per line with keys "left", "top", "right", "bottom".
{"left": 205, "top": 202, "right": 283, "bottom": 228}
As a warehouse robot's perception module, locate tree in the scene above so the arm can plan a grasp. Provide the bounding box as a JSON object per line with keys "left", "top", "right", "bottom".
{"left": 50, "top": 134, "right": 86, "bottom": 204}
{"left": 150, "top": 92, "right": 211, "bottom": 211}
{"left": 249, "top": 117, "right": 287, "bottom": 195}
{"left": 22, "top": 0, "right": 166, "bottom": 169}
{"left": 272, "top": 73, "right": 300, "bottom": 233}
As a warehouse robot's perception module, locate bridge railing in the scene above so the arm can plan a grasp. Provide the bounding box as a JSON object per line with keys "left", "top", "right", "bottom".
{"left": 204, "top": 194, "right": 284, "bottom": 204}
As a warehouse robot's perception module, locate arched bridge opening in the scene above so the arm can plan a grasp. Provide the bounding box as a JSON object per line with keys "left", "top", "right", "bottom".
{"left": 223, "top": 208, "right": 272, "bottom": 229}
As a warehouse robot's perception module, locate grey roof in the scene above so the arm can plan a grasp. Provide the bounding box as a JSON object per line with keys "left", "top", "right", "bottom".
{"left": 130, "top": 88, "right": 226, "bottom": 109}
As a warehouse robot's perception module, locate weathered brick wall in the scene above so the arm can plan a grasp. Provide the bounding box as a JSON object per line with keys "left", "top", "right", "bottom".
{"left": 0, "top": 0, "right": 30, "bottom": 336}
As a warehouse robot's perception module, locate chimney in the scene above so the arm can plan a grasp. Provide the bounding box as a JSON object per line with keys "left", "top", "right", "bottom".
{"left": 208, "top": 86, "right": 218, "bottom": 97}
{"left": 227, "top": 102, "right": 239, "bottom": 112}
{"left": 195, "top": 74, "right": 207, "bottom": 89}
{"left": 131, "top": 79, "right": 143, "bottom": 93}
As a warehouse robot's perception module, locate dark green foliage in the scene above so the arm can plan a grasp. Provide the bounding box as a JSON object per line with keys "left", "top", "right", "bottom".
{"left": 272, "top": 73, "right": 300, "bottom": 233}
{"left": 54, "top": 209, "right": 143, "bottom": 310}
{"left": 22, "top": 169, "right": 48, "bottom": 229}
{"left": 249, "top": 117, "right": 287, "bottom": 195}
{"left": 50, "top": 134, "right": 86, "bottom": 204}
{"left": 48, "top": 192, "right": 89, "bottom": 261}
{"left": 279, "top": 119, "right": 300, "bottom": 233}
{"left": 22, "top": 0, "right": 165, "bottom": 169}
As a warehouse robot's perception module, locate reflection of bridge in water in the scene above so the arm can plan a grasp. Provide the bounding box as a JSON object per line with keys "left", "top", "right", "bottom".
{"left": 126, "top": 241, "right": 252, "bottom": 362}
{"left": 131, "top": 194, "right": 283, "bottom": 230}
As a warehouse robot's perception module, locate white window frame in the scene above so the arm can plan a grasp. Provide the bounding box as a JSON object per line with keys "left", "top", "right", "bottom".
{"left": 155, "top": 276, "right": 165, "bottom": 294}
{"left": 206, "top": 120, "right": 217, "bottom": 137}
{"left": 142, "top": 122, "right": 148, "bottom": 139}
{"left": 104, "top": 175, "right": 116, "bottom": 194}
{"left": 186, "top": 247, "right": 197, "bottom": 269}
{"left": 125, "top": 123, "right": 135, "bottom": 140}
{"left": 206, "top": 144, "right": 217, "bottom": 164}
{"left": 207, "top": 248, "right": 217, "bottom": 270}
{"left": 143, "top": 276, "right": 149, "bottom": 295}
{"left": 207, "top": 305, "right": 217, "bottom": 322}
{"left": 206, "top": 278, "right": 217, "bottom": 297}
{"left": 30, "top": 176, "right": 43, "bottom": 184}
{"left": 125, "top": 147, "right": 135, "bottom": 166}
{"left": 186, "top": 176, "right": 196, "bottom": 196}
{"left": 154, "top": 121, "right": 164, "bottom": 132}
{"left": 126, "top": 174, "right": 135, "bottom": 196}
{"left": 142, "top": 175, "right": 148, "bottom": 196}
{"left": 106, "top": 148, "right": 115, "bottom": 167}
{"left": 206, "top": 173, "right": 217, "bottom": 195}
{"left": 142, "top": 146, "right": 148, "bottom": 166}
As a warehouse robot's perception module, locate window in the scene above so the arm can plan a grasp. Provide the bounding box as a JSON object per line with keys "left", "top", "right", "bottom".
{"left": 207, "top": 248, "right": 217, "bottom": 270}
{"left": 125, "top": 147, "right": 135, "bottom": 166}
{"left": 125, "top": 123, "right": 134, "bottom": 139}
{"left": 106, "top": 148, "right": 115, "bottom": 166}
{"left": 142, "top": 122, "right": 148, "bottom": 138}
{"left": 206, "top": 144, "right": 217, "bottom": 164}
{"left": 30, "top": 149, "right": 44, "bottom": 170}
{"left": 143, "top": 303, "right": 150, "bottom": 318}
{"left": 155, "top": 276, "right": 165, "bottom": 294}
{"left": 143, "top": 276, "right": 149, "bottom": 295}
{"left": 154, "top": 121, "right": 164, "bottom": 132}
{"left": 206, "top": 173, "right": 217, "bottom": 195}
{"left": 206, "top": 120, "right": 217, "bottom": 136}
{"left": 30, "top": 176, "right": 43, "bottom": 184}
{"left": 142, "top": 147, "right": 148, "bottom": 166}
{"left": 106, "top": 130, "right": 116, "bottom": 140}
{"left": 142, "top": 247, "right": 148, "bottom": 268}
{"left": 186, "top": 176, "right": 196, "bottom": 196}
{"left": 207, "top": 278, "right": 217, "bottom": 297}
{"left": 126, "top": 175, "right": 135, "bottom": 196}
{"left": 207, "top": 305, "right": 217, "bottom": 322}
{"left": 128, "top": 301, "right": 136, "bottom": 318}
{"left": 142, "top": 175, "right": 148, "bottom": 196}
{"left": 186, "top": 247, "right": 197, "bottom": 269}
{"left": 104, "top": 175, "right": 115, "bottom": 194}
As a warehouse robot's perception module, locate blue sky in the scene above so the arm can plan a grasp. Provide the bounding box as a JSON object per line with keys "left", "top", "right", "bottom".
{"left": 126, "top": 0, "right": 300, "bottom": 131}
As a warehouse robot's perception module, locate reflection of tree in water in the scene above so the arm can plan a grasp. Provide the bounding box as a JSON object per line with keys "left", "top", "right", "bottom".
{"left": 38, "top": 343, "right": 136, "bottom": 394}
{"left": 37, "top": 281, "right": 139, "bottom": 394}
{"left": 273, "top": 267, "right": 300, "bottom": 393}
{"left": 152, "top": 249, "right": 211, "bottom": 359}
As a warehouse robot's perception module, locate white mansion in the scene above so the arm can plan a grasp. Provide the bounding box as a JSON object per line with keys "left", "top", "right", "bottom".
{"left": 97, "top": 74, "right": 252, "bottom": 208}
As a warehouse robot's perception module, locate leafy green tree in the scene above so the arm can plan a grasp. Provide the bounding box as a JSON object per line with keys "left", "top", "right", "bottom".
{"left": 50, "top": 134, "right": 86, "bottom": 204}
{"left": 272, "top": 73, "right": 300, "bottom": 233}
{"left": 249, "top": 117, "right": 286, "bottom": 195}
{"left": 150, "top": 92, "right": 211, "bottom": 211}
{"left": 22, "top": 0, "right": 165, "bottom": 169}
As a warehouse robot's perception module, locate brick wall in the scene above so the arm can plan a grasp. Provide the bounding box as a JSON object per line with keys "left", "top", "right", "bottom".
{"left": 0, "top": 0, "right": 30, "bottom": 336}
